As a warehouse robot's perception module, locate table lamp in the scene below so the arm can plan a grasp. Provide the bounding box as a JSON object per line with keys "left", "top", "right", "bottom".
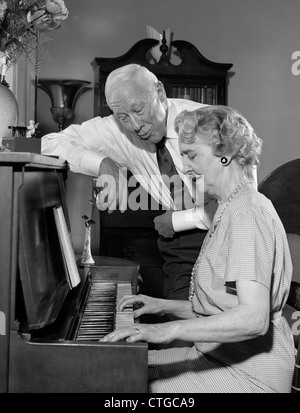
{"left": 37, "top": 79, "right": 91, "bottom": 131}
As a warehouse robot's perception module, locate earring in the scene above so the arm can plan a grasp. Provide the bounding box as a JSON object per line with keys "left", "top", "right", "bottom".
{"left": 221, "top": 157, "right": 229, "bottom": 165}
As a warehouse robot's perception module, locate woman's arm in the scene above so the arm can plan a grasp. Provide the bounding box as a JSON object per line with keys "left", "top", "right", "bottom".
{"left": 165, "top": 279, "right": 270, "bottom": 344}
{"left": 102, "top": 280, "right": 270, "bottom": 344}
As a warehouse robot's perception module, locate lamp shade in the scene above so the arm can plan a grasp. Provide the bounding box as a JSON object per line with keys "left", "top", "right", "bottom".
{"left": 37, "top": 79, "right": 91, "bottom": 131}
{"left": 38, "top": 79, "right": 91, "bottom": 109}
{"left": 0, "top": 83, "right": 18, "bottom": 145}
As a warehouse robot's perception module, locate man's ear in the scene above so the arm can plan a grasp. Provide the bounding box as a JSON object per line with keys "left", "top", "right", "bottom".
{"left": 156, "top": 81, "right": 167, "bottom": 102}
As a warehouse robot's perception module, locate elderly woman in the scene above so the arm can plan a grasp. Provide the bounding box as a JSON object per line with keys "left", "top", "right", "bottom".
{"left": 101, "top": 106, "right": 295, "bottom": 393}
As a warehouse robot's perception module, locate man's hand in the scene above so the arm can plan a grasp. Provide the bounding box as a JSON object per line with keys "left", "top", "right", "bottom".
{"left": 96, "top": 157, "right": 120, "bottom": 213}
{"left": 153, "top": 210, "right": 175, "bottom": 238}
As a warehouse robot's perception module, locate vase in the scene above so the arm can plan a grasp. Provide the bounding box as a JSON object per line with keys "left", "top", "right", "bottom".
{"left": 0, "top": 83, "right": 18, "bottom": 146}
{"left": 37, "top": 79, "right": 91, "bottom": 131}
{"left": 81, "top": 224, "right": 95, "bottom": 265}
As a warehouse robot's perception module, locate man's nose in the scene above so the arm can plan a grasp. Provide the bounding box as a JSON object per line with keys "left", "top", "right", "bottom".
{"left": 130, "top": 115, "right": 143, "bottom": 132}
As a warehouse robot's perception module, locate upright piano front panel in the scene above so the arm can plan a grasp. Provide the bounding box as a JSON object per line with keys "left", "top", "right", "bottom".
{"left": 9, "top": 333, "right": 148, "bottom": 393}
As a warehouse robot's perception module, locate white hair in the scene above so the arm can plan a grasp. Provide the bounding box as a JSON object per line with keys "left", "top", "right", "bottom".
{"left": 105, "top": 64, "right": 159, "bottom": 110}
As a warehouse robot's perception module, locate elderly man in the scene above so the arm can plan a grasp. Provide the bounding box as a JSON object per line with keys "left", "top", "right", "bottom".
{"left": 41, "top": 64, "right": 226, "bottom": 299}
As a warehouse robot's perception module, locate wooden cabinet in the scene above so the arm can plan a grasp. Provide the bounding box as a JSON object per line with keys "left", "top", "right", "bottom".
{"left": 91, "top": 37, "right": 232, "bottom": 297}
{"left": 92, "top": 38, "right": 232, "bottom": 117}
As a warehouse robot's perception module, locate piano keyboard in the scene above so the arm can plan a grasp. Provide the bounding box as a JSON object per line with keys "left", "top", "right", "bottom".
{"left": 75, "top": 282, "right": 134, "bottom": 341}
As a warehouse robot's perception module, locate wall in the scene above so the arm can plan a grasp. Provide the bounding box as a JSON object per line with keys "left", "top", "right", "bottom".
{"left": 35, "top": 0, "right": 300, "bottom": 251}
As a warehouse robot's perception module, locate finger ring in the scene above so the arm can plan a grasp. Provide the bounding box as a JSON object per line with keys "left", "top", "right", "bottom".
{"left": 134, "top": 327, "right": 140, "bottom": 334}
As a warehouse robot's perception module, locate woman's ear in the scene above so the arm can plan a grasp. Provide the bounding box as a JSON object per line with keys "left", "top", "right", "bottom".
{"left": 156, "top": 81, "right": 167, "bottom": 102}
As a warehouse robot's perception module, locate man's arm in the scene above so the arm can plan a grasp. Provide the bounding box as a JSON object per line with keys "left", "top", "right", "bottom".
{"left": 153, "top": 203, "right": 215, "bottom": 237}
{"left": 42, "top": 125, "right": 104, "bottom": 176}
{"left": 95, "top": 157, "right": 129, "bottom": 212}
{"left": 172, "top": 203, "right": 215, "bottom": 231}
{"left": 41, "top": 115, "right": 127, "bottom": 177}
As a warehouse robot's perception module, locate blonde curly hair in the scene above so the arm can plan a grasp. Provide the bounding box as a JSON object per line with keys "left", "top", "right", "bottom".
{"left": 175, "top": 105, "right": 262, "bottom": 177}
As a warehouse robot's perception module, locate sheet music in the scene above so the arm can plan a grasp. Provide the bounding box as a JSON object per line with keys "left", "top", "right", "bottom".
{"left": 53, "top": 206, "right": 81, "bottom": 288}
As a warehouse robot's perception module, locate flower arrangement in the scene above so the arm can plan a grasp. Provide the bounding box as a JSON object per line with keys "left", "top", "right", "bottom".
{"left": 0, "top": 0, "right": 69, "bottom": 80}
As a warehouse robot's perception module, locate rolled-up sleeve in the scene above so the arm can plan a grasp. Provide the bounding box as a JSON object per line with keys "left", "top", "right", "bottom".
{"left": 41, "top": 115, "right": 129, "bottom": 177}
{"left": 172, "top": 202, "right": 216, "bottom": 232}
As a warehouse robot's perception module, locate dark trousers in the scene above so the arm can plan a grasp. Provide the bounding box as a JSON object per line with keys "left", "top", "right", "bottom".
{"left": 157, "top": 229, "right": 207, "bottom": 300}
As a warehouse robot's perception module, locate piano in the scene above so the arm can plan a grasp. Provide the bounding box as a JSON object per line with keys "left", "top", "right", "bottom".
{"left": 0, "top": 153, "right": 148, "bottom": 393}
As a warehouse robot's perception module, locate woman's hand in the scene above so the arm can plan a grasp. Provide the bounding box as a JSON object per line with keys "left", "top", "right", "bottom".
{"left": 100, "top": 294, "right": 181, "bottom": 344}
{"left": 100, "top": 322, "right": 177, "bottom": 344}
{"left": 118, "top": 294, "right": 166, "bottom": 319}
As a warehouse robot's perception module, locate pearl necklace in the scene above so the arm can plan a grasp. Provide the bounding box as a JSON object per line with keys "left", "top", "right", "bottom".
{"left": 189, "top": 179, "right": 251, "bottom": 301}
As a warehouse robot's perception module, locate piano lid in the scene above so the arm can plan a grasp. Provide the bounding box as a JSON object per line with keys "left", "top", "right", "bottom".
{"left": 18, "top": 169, "right": 76, "bottom": 330}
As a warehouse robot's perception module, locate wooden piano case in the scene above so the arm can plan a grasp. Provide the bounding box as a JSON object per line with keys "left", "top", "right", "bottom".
{"left": 0, "top": 153, "right": 147, "bottom": 393}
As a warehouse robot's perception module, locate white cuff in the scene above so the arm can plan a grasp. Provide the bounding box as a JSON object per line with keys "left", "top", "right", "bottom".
{"left": 172, "top": 203, "right": 215, "bottom": 233}
{"left": 79, "top": 152, "right": 106, "bottom": 177}
{"left": 172, "top": 209, "right": 198, "bottom": 232}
